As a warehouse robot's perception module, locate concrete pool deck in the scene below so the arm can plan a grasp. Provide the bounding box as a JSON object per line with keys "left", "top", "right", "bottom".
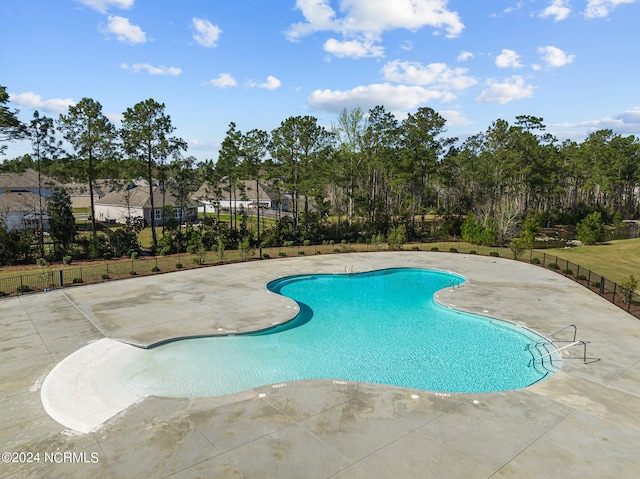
{"left": 1, "top": 252, "right": 640, "bottom": 478}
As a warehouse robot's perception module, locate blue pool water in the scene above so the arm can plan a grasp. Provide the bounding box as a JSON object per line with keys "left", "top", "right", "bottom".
{"left": 120, "top": 268, "right": 554, "bottom": 397}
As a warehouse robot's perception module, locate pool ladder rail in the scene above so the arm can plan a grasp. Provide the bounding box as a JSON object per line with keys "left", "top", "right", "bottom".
{"left": 526, "top": 324, "right": 600, "bottom": 373}
{"left": 345, "top": 265, "right": 356, "bottom": 276}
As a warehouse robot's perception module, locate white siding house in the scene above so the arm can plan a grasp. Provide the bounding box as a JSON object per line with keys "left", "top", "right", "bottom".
{"left": 95, "top": 185, "right": 200, "bottom": 225}
{"left": 193, "top": 179, "right": 287, "bottom": 214}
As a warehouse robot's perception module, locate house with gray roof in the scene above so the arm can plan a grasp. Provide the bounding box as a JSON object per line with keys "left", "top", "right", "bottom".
{"left": 0, "top": 169, "right": 60, "bottom": 231}
{"left": 95, "top": 184, "right": 200, "bottom": 226}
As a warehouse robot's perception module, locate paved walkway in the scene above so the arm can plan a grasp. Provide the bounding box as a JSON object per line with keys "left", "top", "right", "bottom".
{"left": 1, "top": 252, "right": 640, "bottom": 478}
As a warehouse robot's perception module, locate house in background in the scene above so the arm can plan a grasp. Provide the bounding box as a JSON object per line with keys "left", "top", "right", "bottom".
{"left": 95, "top": 184, "right": 200, "bottom": 225}
{"left": 0, "top": 169, "right": 60, "bottom": 232}
{"left": 62, "top": 178, "right": 148, "bottom": 209}
{"left": 193, "top": 179, "right": 287, "bottom": 215}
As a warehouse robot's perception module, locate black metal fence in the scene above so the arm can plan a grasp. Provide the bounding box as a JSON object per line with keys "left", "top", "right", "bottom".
{"left": 1, "top": 245, "right": 638, "bottom": 320}
{"left": 528, "top": 250, "right": 639, "bottom": 318}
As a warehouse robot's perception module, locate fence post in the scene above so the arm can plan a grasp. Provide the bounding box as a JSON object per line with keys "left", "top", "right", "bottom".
{"left": 599, "top": 276, "right": 605, "bottom": 296}
{"left": 58, "top": 270, "right": 63, "bottom": 287}
{"left": 612, "top": 283, "right": 617, "bottom": 304}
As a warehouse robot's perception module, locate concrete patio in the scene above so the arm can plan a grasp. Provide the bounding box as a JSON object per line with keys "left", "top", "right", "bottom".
{"left": 1, "top": 252, "right": 640, "bottom": 478}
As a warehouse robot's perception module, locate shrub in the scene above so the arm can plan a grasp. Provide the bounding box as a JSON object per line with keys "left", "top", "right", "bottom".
{"left": 262, "top": 253, "right": 270, "bottom": 259}
{"left": 591, "top": 281, "right": 601, "bottom": 288}
{"left": 449, "top": 247, "right": 458, "bottom": 253}
{"left": 531, "top": 257, "right": 540, "bottom": 264}
{"left": 63, "top": 255, "right": 72, "bottom": 265}
{"left": 283, "top": 240, "right": 294, "bottom": 248}
{"left": 279, "top": 252, "right": 287, "bottom": 257}
{"left": 72, "top": 277, "right": 83, "bottom": 283}
{"left": 129, "top": 271, "right": 137, "bottom": 276}
{"left": 130, "top": 251, "right": 139, "bottom": 260}
{"left": 303, "top": 239, "right": 311, "bottom": 247}
{"left": 341, "top": 239, "right": 348, "bottom": 245}
{"left": 16, "top": 285, "right": 31, "bottom": 293}
{"left": 329, "top": 240, "right": 335, "bottom": 245}
{"left": 315, "top": 251, "right": 322, "bottom": 255}
{"left": 176, "top": 263, "right": 183, "bottom": 269}
{"left": 101, "top": 274, "right": 110, "bottom": 280}
{"left": 298, "top": 250, "right": 305, "bottom": 255}
{"left": 430, "top": 247, "right": 439, "bottom": 252}
{"left": 0, "top": 291, "right": 6, "bottom": 297}
{"left": 564, "top": 268, "right": 573, "bottom": 275}
{"left": 468, "top": 250, "right": 477, "bottom": 255}
{"left": 411, "top": 246, "right": 420, "bottom": 251}
{"left": 576, "top": 274, "right": 587, "bottom": 281}
{"left": 151, "top": 266, "right": 160, "bottom": 272}
{"left": 548, "top": 263, "right": 560, "bottom": 270}
{"left": 103, "top": 252, "right": 112, "bottom": 260}
{"left": 333, "top": 248, "right": 341, "bottom": 253}
{"left": 489, "top": 251, "right": 500, "bottom": 257}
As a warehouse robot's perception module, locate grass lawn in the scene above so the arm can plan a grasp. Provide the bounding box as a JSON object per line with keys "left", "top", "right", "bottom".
{"left": 541, "top": 238, "right": 640, "bottom": 286}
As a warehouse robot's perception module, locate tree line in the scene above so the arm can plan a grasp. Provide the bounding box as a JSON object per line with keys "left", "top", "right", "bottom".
{"left": 1, "top": 84, "right": 639, "bottom": 264}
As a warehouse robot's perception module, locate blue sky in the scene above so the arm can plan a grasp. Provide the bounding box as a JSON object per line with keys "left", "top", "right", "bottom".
{"left": 2, "top": 0, "right": 640, "bottom": 162}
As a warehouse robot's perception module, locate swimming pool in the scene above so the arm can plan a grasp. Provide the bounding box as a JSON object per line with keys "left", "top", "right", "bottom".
{"left": 120, "top": 268, "right": 557, "bottom": 397}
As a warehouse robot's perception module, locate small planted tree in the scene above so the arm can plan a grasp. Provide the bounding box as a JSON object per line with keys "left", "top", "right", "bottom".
{"left": 238, "top": 236, "right": 255, "bottom": 261}
{"left": 576, "top": 212, "right": 605, "bottom": 245}
{"left": 621, "top": 275, "right": 638, "bottom": 304}
{"left": 387, "top": 224, "right": 407, "bottom": 250}
{"left": 509, "top": 237, "right": 526, "bottom": 260}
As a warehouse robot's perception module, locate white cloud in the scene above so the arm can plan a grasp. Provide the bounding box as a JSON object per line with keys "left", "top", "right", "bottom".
{"left": 308, "top": 83, "right": 454, "bottom": 113}
{"left": 323, "top": 38, "right": 384, "bottom": 58}
{"left": 382, "top": 60, "right": 476, "bottom": 90}
{"left": 287, "top": 0, "right": 464, "bottom": 58}
{"left": 615, "top": 106, "right": 640, "bottom": 124}
{"left": 103, "top": 15, "right": 146, "bottom": 44}
{"left": 192, "top": 17, "right": 222, "bottom": 47}
{"left": 584, "top": 0, "right": 637, "bottom": 18}
{"left": 476, "top": 76, "right": 535, "bottom": 104}
{"left": 287, "top": 0, "right": 339, "bottom": 39}
{"left": 554, "top": 106, "right": 640, "bottom": 134}
{"left": 439, "top": 109, "right": 473, "bottom": 126}
{"left": 540, "top": 0, "right": 572, "bottom": 21}
{"left": 495, "top": 49, "right": 522, "bottom": 68}
{"left": 537, "top": 46, "right": 575, "bottom": 68}
{"left": 249, "top": 76, "right": 282, "bottom": 90}
{"left": 120, "top": 63, "right": 181, "bottom": 76}
{"left": 207, "top": 73, "right": 237, "bottom": 88}
{"left": 457, "top": 50, "right": 473, "bottom": 62}
{"left": 9, "top": 92, "right": 75, "bottom": 114}
{"left": 75, "top": 0, "right": 133, "bottom": 13}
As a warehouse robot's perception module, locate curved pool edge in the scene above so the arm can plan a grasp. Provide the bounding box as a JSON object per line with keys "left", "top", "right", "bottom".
{"left": 40, "top": 338, "right": 147, "bottom": 434}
